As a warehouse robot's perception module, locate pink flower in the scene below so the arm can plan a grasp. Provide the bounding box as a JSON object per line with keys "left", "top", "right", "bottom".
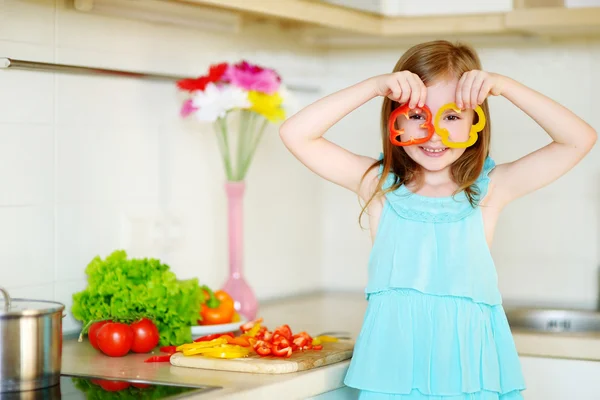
{"left": 180, "top": 98, "right": 198, "bottom": 117}
{"left": 224, "top": 61, "right": 281, "bottom": 94}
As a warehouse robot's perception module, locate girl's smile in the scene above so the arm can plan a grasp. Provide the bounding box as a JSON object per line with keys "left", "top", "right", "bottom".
{"left": 419, "top": 146, "right": 448, "bottom": 157}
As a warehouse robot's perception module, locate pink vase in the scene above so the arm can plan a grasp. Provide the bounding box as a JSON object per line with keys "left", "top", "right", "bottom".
{"left": 221, "top": 181, "right": 258, "bottom": 321}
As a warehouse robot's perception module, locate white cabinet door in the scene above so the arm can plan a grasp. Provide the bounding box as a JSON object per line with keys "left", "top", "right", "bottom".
{"left": 521, "top": 356, "right": 600, "bottom": 400}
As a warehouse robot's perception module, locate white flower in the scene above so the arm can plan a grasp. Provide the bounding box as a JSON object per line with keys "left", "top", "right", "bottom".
{"left": 191, "top": 83, "right": 251, "bottom": 122}
{"left": 278, "top": 84, "right": 299, "bottom": 115}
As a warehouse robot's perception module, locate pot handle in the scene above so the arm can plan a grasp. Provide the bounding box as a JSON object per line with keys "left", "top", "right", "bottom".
{"left": 0, "top": 286, "right": 11, "bottom": 311}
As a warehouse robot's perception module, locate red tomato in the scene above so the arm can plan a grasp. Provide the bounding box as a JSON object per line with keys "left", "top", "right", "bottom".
{"left": 96, "top": 322, "right": 134, "bottom": 357}
{"left": 130, "top": 318, "right": 159, "bottom": 353}
{"left": 98, "top": 379, "right": 130, "bottom": 391}
{"left": 88, "top": 320, "right": 111, "bottom": 350}
{"left": 132, "top": 382, "right": 151, "bottom": 389}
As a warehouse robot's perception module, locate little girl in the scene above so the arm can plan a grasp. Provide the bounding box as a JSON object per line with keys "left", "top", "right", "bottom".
{"left": 280, "top": 40, "right": 596, "bottom": 399}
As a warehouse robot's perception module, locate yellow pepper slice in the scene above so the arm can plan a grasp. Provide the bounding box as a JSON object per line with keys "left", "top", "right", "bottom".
{"left": 202, "top": 350, "right": 249, "bottom": 359}
{"left": 314, "top": 335, "right": 339, "bottom": 343}
{"left": 176, "top": 337, "right": 227, "bottom": 352}
{"left": 182, "top": 344, "right": 251, "bottom": 357}
{"left": 243, "top": 322, "right": 262, "bottom": 338}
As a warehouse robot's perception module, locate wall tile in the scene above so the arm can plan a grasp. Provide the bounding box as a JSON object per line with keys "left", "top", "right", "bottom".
{"left": 0, "top": 0, "right": 54, "bottom": 45}
{"left": 56, "top": 124, "right": 159, "bottom": 204}
{"left": 0, "top": 123, "right": 53, "bottom": 206}
{"left": 0, "top": 206, "right": 54, "bottom": 288}
{"left": 4, "top": 283, "right": 54, "bottom": 302}
{"left": 0, "top": 44, "right": 54, "bottom": 124}
{"left": 55, "top": 279, "right": 87, "bottom": 333}
{"left": 55, "top": 205, "right": 123, "bottom": 281}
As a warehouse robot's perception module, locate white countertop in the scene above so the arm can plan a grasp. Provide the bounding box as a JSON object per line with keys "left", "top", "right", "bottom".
{"left": 61, "top": 291, "right": 600, "bottom": 399}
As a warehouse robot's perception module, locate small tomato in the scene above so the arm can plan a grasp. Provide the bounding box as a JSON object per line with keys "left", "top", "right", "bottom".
{"left": 130, "top": 318, "right": 159, "bottom": 353}
{"left": 96, "top": 322, "right": 134, "bottom": 357}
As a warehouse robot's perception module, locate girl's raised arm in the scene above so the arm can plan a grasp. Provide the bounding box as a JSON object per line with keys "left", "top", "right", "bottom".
{"left": 279, "top": 72, "right": 426, "bottom": 200}
{"left": 456, "top": 71, "right": 597, "bottom": 204}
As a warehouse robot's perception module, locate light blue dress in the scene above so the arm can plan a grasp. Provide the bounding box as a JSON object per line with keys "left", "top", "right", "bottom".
{"left": 343, "top": 156, "right": 526, "bottom": 399}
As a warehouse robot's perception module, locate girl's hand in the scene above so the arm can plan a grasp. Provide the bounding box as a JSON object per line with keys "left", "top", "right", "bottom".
{"left": 456, "top": 70, "right": 505, "bottom": 110}
{"left": 372, "top": 71, "right": 427, "bottom": 109}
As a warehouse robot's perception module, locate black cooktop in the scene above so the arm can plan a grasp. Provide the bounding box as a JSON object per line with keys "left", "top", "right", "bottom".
{"left": 2, "top": 374, "right": 219, "bottom": 399}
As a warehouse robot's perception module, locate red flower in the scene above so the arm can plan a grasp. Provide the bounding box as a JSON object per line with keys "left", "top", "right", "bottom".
{"left": 177, "top": 76, "right": 210, "bottom": 92}
{"left": 208, "top": 63, "right": 228, "bottom": 81}
{"left": 177, "top": 62, "right": 229, "bottom": 92}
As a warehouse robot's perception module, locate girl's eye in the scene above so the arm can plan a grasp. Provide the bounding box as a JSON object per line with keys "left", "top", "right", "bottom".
{"left": 409, "top": 114, "right": 424, "bottom": 120}
{"left": 446, "top": 115, "right": 460, "bottom": 121}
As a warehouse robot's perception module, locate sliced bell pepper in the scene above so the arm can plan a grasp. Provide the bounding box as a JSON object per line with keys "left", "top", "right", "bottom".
{"left": 193, "top": 333, "right": 233, "bottom": 343}
{"left": 183, "top": 344, "right": 250, "bottom": 358}
{"left": 144, "top": 355, "right": 171, "bottom": 363}
{"left": 177, "top": 337, "right": 228, "bottom": 352}
{"left": 253, "top": 340, "right": 272, "bottom": 356}
{"left": 159, "top": 346, "right": 177, "bottom": 355}
{"left": 271, "top": 343, "right": 293, "bottom": 358}
{"left": 388, "top": 103, "right": 435, "bottom": 147}
{"left": 312, "top": 345, "right": 323, "bottom": 351}
{"left": 240, "top": 318, "right": 263, "bottom": 333}
{"left": 225, "top": 335, "right": 252, "bottom": 347}
{"left": 244, "top": 322, "right": 262, "bottom": 338}
{"left": 433, "top": 102, "right": 486, "bottom": 149}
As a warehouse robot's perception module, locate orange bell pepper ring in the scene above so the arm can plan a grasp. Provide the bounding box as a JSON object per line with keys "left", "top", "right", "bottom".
{"left": 388, "top": 103, "right": 435, "bottom": 147}
{"left": 434, "top": 103, "right": 486, "bottom": 149}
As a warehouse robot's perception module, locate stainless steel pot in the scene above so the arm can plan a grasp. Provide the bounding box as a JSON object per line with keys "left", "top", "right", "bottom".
{"left": 0, "top": 287, "right": 65, "bottom": 393}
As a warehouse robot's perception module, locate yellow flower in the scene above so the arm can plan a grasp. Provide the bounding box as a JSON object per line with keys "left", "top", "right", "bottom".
{"left": 248, "top": 91, "right": 286, "bottom": 122}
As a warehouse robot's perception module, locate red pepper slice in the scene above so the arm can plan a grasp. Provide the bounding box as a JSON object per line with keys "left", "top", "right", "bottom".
{"left": 272, "top": 343, "right": 293, "bottom": 358}
{"left": 255, "top": 342, "right": 272, "bottom": 356}
{"left": 388, "top": 103, "right": 434, "bottom": 147}
{"left": 292, "top": 336, "right": 308, "bottom": 348}
{"left": 240, "top": 318, "right": 263, "bottom": 333}
{"left": 225, "top": 336, "right": 252, "bottom": 347}
{"left": 159, "top": 346, "right": 177, "bottom": 355}
{"left": 273, "top": 325, "right": 293, "bottom": 341}
{"left": 144, "top": 355, "right": 171, "bottom": 363}
{"left": 194, "top": 332, "right": 234, "bottom": 342}
{"left": 312, "top": 345, "right": 323, "bottom": 351}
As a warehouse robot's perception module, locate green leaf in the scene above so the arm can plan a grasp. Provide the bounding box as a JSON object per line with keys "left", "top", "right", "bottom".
{"left": 71, "top": 250, "right": 204, "bottom": 346}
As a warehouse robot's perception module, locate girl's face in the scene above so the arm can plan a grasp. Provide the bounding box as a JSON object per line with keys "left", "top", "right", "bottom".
{"left": 399, "top": 78, "right": 475, "bottom": 173}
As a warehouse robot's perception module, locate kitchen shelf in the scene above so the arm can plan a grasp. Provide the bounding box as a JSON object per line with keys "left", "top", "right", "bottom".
{"left": 176, "top": 0, "right": 600, "bottom": 45}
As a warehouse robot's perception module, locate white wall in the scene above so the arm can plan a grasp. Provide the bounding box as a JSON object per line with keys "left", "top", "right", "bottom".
{"left": 3, "top": 0, "right": 600, "bottom": 334}
{"left": 321, "top": 40, "right": 600, "bottom": 310}
{"left": 0, "top": 0, "right": 324, "bottom": 332}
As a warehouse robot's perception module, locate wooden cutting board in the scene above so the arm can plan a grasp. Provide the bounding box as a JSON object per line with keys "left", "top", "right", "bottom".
{"left": 170, "top": 341, "right": 354, "bottom": 374}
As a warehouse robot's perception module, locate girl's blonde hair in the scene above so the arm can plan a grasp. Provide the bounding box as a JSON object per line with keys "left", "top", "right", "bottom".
{"left": 360, "top": 40, "right": 491, "bottom": 225}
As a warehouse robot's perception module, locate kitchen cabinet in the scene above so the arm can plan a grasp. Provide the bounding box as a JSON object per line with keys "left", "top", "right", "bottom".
{"left": 177, "top": 0, "right": 600, "bottom": 44}
{"left": 520, "top": 356, "right": 600, "bottom": 399}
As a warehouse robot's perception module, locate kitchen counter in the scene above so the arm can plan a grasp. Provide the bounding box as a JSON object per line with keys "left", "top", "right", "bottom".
{"left": 61, "top": 291, "right": 600, "bottom": 399}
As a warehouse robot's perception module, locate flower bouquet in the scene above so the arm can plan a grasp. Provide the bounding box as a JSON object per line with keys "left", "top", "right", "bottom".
{"left": 177, "top": 61, "right": 288, "bottom": 320}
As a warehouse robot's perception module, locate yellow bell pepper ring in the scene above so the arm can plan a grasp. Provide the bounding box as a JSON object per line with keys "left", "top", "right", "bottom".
{"left": 434, "top": 102, "right": 486, "bottom": 149}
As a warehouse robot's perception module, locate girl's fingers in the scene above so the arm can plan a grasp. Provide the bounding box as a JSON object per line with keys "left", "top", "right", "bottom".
{"left": 398, "top": 77, "right": 411, "bottom": 105}
{"left": 477, "top": 79, "right": 494, "bottom": 105}
{"left": 456, "top": 72, "right": 469, "bottom": 109}
{"left": 389, "top": 80, "right": 402, "bottom": 101}
{"left": 470, "top": 73, "right": 485, "bottom": 109}
{"left": 461, "top": 72, "right": 477, "bottom": 109}
{"left": 406, "top": 74, "right": 422, "bottom": 108}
